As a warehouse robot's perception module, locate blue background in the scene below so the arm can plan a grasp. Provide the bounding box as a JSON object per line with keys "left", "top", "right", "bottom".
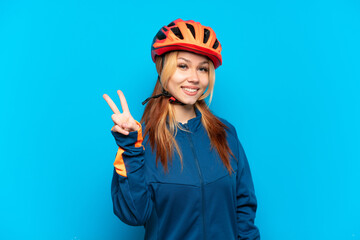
{"left": 1, "top": 0, "right": 359, "bottom": 239}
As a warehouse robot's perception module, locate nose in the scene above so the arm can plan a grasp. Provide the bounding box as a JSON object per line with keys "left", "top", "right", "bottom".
{"left": 187, "top": 68, "right": 200, "bottom": 83}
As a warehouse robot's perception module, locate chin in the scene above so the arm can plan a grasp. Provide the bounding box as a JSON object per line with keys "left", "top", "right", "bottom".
{"left": 176, "top": 95, "right": 197, "bottom": 105}
{"left": 184, "top": 102, "right": 196, "bottom": 106}
{"left": 180, "top": 93, "right": 204, "bottom": 104}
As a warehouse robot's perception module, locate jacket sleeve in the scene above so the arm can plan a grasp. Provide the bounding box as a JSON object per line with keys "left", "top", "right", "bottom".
{"left": 235, "top": 135, "right": 261, "bottom": 239}
{"left": 110, "top": 122, "right": 153, "bottom": 226}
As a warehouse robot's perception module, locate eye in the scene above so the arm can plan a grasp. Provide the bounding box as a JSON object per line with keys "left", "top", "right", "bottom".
{"left": 199, "top": 67, "right": 209, "bottom": 72}
{"left": 178, "top": 63, "right": 188, "bottom": 70}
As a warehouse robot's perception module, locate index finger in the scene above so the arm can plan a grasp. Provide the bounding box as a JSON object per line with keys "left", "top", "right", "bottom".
{"left": 117, "top": 90, "right": 130, "bottom": 114}
{"left": 103, "top": 94, "right": 121, "bottom": 114}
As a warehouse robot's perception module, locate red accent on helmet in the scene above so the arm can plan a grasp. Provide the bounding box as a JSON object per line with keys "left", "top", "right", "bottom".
{"left": 151, "top": 19, "right": 222, "bottom": 69}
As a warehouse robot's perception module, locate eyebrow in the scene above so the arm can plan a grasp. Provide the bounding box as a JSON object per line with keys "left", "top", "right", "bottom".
{"left": 178, "top": 57, "right": 209, "bottom": 65}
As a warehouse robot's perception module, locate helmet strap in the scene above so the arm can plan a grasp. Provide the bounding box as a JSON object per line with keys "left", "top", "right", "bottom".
{"left": 142, "top": 83, "right": 185, "bottom": 105}
{"left": 142, "top": 55, "right": 185, "bottom": 106}
{"left": 157, "top": 55, "right": 166, "bottom": 89}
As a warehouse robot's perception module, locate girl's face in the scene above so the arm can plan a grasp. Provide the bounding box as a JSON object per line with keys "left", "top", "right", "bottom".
{"left": 166, "top": 51, "right": 210, "bottom": 105}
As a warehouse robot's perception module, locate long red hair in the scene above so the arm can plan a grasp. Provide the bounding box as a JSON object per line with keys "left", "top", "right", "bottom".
{"left": 141, "top": 51, "right": 234, "bottom": 174}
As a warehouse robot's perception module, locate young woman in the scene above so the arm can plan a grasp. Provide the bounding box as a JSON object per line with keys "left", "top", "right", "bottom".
{"left": 103, "top": 19, "right": 260, "bottom": 240}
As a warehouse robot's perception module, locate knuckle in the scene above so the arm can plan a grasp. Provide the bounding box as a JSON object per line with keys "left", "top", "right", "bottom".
{"left": 114, "top": 125, "right": 122, "bottom": 133}
{"left": 111, "top": 114, "right": 119, "bottom": 122}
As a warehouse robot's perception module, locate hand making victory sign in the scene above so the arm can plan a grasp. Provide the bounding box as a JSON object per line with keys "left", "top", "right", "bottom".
{"left": 103, "top": 90, "right": 139, "bottom": 135}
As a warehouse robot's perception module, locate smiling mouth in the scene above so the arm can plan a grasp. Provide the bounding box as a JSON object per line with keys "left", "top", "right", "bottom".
{"left": 183, "top": 87, "right": 198, "bottom": 92}
{"left": 181, "top": 87, "right": 199, "bottom": 96}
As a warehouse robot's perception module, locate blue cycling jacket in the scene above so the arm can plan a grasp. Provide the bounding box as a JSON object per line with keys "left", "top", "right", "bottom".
{"left": 111, "top": 109, "right": 260, "bottom": 240}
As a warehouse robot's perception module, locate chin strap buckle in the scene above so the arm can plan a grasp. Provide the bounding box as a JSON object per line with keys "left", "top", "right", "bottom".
{"left": 169, "top": 96, "right": 177, "bottom": 103}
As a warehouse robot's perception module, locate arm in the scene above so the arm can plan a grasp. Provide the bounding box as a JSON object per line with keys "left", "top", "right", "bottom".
{"left": 110, "top": 122, "right": 153, "bottom": 226}
{"left": 236, "top": 137, "right": 261, "bottom": 239}
{"left": 103, "top": 91, "right": 154, "bottom": 226}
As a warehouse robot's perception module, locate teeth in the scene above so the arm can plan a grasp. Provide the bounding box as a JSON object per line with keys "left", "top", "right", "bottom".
{"left": 183, "top": 88, "right": 197, "bottom": 92}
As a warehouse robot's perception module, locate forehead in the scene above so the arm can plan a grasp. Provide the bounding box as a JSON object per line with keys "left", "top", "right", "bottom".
{"left": 177, "top": 51, "right": 209, "bottom": 63}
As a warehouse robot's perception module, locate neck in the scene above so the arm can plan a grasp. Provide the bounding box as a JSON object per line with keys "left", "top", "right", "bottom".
{"left": 172, "top": 104, "right": 196, "bottom": 124}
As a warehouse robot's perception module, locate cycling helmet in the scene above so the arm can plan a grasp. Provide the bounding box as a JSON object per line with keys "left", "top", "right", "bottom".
{"left": 151, "top": 19, "right": 222, "bottom": 68}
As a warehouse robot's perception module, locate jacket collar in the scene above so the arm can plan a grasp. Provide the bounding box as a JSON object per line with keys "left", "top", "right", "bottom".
{"left": 178, "top": 107, "right": 202, "bottom": 132}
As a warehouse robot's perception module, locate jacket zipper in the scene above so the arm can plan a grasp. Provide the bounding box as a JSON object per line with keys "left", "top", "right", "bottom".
{"left": 184, "top": 124, "right": 207, "bottom": 240}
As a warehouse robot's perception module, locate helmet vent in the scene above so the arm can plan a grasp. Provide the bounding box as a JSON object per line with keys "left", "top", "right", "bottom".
{"left": 171, "top": 27, "right": 184, "bottom": 40}
{"left": 212, "top": 39, "right": 219, "bottom": 49}
{"left": 167, "top": 22, "right": 175, "bottom": 27}
{"left": 162, "top": 27, "right": 168, "bottom": 32}
{"left": 156, "top": 30, "right": 166, "bottom": 41}
{"left": 203, "top": 29, "right": 210, "bottom": 44}
{"left": 186, "top": 23, "right": 196, "bottom": 39}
